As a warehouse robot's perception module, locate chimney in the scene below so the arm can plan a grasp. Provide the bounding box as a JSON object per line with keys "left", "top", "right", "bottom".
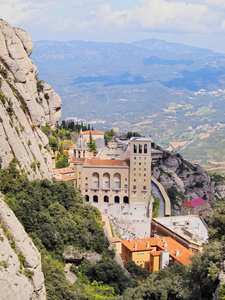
{"left": 164, "top": 241, "right": 167, "bottom": 248}
{"left": 162, "top": 237, "right": 165, "bottom": 242}
{"left": 146, "top": 241, "right": 150, "bottom": 248}
{"left": 129, "top": 239, "right": 132, "bottom": 242}
{"left": 175, "top": 250, "right": 180, "bottom": 257}
{"left": 134, "top": 243, "right": 137, "bottom": 249}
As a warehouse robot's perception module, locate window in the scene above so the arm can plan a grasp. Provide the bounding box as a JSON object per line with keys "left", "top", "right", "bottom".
{"left": 86, "top": 177, "right": 88, "bottom": 180}
{"left": 134, "top": 157, "right": 136, "bottom": 160}
{"left": 134, "top": 179, "right": 136, "bottom": 182}
{"left": 134, "top": 144, "right": 137, "bottom": 153}
{"left": 144, "top": 144, "right": 147, "bottom": 154}
{"left": 85, "top": 195, "right": 89, "bottom": 202}
{"left": 139, "top": 157, "right": 141, "bottom": 160}
{"left": 139, "top": 162, "right": 141, "bottom": 165}
{"left": 139, "top": 144, "right": 142, "bottom": 154}
{"left": 124, "top": 184, "right": 128, "bottom": 189}
{"left": 143, "top": 186, "right": 146, "bottom": 190}
{"left": 103, "top": 173, "right": 110, "bottom": 188}
{"left": 85, "top": 183, "right": 88, "bottom": 188}
{"left": 92, "top": 173, "right": 99, "bottom": 188}
{"left": 114, "top": 173, "right": 121, "bottom": 189}
{"left": 134, "top": 168, "right": 136, "bottom": 171}
{"left": 133, "top": 185, "right": 136, "bottom": 190}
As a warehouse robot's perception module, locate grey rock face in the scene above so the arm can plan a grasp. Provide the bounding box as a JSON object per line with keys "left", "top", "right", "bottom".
{"left": 152, "top": 151, "right": 216, "bottom": 208}
{"left": 0, "top": 19, "right": 62, "bottom": 179}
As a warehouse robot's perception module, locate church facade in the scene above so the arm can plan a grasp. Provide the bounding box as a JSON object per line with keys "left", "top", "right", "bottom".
{"left": 71, "top": 131, "right": 152, "bottom": 206}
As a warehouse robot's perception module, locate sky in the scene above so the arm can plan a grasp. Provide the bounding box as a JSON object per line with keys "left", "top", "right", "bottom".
{"left": 1, "top": 0, "right": 225, "bottom": 53}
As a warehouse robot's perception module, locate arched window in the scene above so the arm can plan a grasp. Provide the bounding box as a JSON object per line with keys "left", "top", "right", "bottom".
{"left": 133, "top": 144, "right": 137, "bottom": 153}
{"left": 92, "top": 172, "right": 99, "bottom": 189}
{"left": 85, "top": 195, "right": 89, "bottom": 202}
{"left": 113, "top": 173, "right": 121, "bottom": 189}
{"left": 144, "top": 144, "right": 147, "bottom": 154}
{"left": 103, "top": 173, "right": 110, "bottom": 188}
{"left": 123, "top": 196, "right": 129, "bottom": 204}
{"left": 93, "top": 195, "right": 98, "bottom": 202}
{"left": 139, "top": 144, "right": 142, "bottom": 153}
{"left": 104, "top": 195, "right": 109, "bottom": 203}
{"left": 114, "top": 196, "right": 120, "bottom": 203}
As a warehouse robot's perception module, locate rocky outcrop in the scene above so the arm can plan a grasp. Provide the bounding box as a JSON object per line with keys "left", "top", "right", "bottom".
{"left": 0, "top": 195, "right": 46, "bottom": 300}
{"left": 152, "top": 150, "right": 216, "bottom": 208}
{"left": 63, "top": 246, "right": 102, "bottom": 265}
{"left": 0, "top": 19, "right": 62, "bottom": 179}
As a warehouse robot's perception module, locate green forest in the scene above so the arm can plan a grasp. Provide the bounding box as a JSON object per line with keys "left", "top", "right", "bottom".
{"left": 1, "top": 159, "right": 225, "bottom": 299}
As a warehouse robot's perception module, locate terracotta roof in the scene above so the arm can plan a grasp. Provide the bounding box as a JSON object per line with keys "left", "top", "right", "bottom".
{"left": 84, "top": 158, "right": 129, "bottom": 167}
{"left": 56, "top": 175, "right": 76, "bottom": 181}
{"left": 83, "top": 130, "right": 104, "bottom": 135}
{"left": 122, "top": 237, "right": 193, "bottom": 265}
{"left": 182, "top": 198, "right": 207, "bottom": 207}
{"left": 53, "top": 166, "right": 74, "bottom": 175}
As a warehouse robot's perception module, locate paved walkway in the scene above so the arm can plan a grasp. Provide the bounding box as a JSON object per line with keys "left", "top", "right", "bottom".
{"left": 64, "top": 263, "right": 77, "bottom": 284}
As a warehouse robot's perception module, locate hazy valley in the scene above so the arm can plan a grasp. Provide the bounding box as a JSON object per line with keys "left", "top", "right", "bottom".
{"left": 31, "top": 39, "right": 225, "bottom": 172}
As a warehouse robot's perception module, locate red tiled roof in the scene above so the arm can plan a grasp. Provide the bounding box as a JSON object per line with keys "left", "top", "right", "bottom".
{"left": 182, "top": 198, "right": 207, "bottom": 207}
{"left": 84, "top": 159, "right": 129, "bottom": 167}
{"left": 83, "top": 130, "right": 104, "bottom": 135}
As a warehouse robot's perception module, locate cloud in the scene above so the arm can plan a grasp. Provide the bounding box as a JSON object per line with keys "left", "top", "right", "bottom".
{"left": 85, "top": 0, "right": 211, "bottom": 34}
{"left": 0, "top": 0, "right": 56, "bottom": 25}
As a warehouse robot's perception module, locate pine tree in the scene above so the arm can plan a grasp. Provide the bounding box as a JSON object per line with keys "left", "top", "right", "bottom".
{"left": 88, "top": 132, "right": 98, "bottom": 155}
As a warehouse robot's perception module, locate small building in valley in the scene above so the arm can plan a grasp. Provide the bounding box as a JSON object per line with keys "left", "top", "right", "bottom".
{"left": 181, "top": 198, "right": 210, "bottom": 217}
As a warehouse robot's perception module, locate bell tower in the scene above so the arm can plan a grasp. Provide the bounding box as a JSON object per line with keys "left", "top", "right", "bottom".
{"left": 129, "top": 137, "right": 151, "bottom": 204}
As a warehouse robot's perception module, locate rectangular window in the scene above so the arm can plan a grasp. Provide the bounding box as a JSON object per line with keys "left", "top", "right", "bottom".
{"left": 143, "top": 186, "right": 146, "bottom": 190}
{"left": 124, "top": 184, "right": 128, "bottom": 189}
{"left": 86, "top": 177, "right": 88, "bottom": 180}
{"left": 133, "top": 185, "right": 136, "bottom": 190}
{"left": 134, "top": 157, "right": 136, "bottom": 160}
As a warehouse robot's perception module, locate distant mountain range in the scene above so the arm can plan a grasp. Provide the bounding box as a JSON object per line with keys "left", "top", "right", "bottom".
{"left": 31, "top": 38, "right": 225, "bottom": 172}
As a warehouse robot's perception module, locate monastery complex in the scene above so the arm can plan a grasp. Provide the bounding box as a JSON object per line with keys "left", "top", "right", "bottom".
{"left": 53, "top": 130, "right": 209, "bottom": 270}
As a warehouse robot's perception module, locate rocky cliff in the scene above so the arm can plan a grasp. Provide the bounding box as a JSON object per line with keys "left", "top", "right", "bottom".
{"left": 0, "top": 194, "right": 46, "bottom": 300}
{"left": 0, "top": 19, "right": 62, "bottom": 179}
{"left": 152, "top": 149, "right": 219, "bottom": 209}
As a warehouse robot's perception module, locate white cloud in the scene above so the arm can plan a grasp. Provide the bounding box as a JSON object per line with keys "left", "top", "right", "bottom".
{"left": 85, "top": 0, "right": 211, "bottom": 34}
{"left": 0, "top": 0, "right": 56, "bottom": 25}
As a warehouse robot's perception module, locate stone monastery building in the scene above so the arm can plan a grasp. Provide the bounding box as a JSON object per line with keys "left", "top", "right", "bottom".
{"left": 70, "top": 130, "right": 152, "bottom": 238}
{"left": 71, "top": 130, "right": 152, "bottom": 207}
